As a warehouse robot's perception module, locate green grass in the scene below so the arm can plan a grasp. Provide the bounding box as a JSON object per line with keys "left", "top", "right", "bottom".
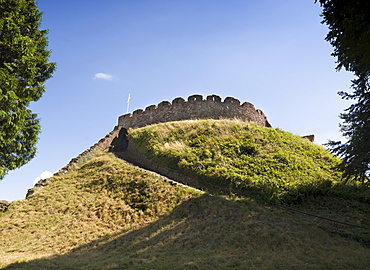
{"left": 2, "top": 191, "right": 370, "bottom": 269}
{"left": 130, "top": 119, "right": 366, "bottom": 204}
{"left": 1, "top": 119, "right": 370, "bottom": 269}
{"left": 0, "top": 152, "right": 201, "bottom": 268}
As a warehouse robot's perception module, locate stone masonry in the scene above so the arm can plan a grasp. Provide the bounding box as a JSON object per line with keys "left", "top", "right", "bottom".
{"left": 118, "top": 94, "right": 271, "bottom": 129}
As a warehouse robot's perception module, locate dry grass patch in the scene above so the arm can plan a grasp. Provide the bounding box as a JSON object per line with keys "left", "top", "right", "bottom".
{"left": 4, "top": 194, "right": 370, "bottom": 270}
{"left": 0, "top": 152, "right": 201, "bottom": 268}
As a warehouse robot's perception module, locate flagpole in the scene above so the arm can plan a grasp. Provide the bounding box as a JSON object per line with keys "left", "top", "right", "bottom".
{"left": 126, "top": 93, "right": 131, "bottom": 114}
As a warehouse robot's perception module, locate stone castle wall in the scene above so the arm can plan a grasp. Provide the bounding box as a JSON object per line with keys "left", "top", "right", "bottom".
{"left": 118, "top": 94, "right": 271, "bottom": 128}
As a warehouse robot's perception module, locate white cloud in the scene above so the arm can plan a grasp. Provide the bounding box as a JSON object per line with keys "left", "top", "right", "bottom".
{"left": 33, "top": 171, "right": 54, "bottom": 184}
{"left": 94, "top": 73, "right": 113, "bottom": 80}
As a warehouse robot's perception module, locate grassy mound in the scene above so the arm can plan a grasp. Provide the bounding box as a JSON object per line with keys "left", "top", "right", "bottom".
{"left": 0, "top": 152, "right": 201, "bottom": 268}
{"left": 130, "top": 119, "right": 355, "bottom": 203}
{"left": 4, "top": 194, "right": 370, "bottom": 270}
{"left": 1, "top": 120, "right": 369, "bottom": 269}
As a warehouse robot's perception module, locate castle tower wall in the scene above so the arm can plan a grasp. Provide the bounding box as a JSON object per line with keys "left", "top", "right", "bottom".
{"left": 117, "top": 94, "right": 271, "bottom": 129}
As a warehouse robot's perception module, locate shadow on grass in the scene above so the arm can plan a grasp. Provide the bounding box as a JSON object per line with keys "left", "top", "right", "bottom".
{"left": 4, "top": 194, "right": 370, "bottom": 270}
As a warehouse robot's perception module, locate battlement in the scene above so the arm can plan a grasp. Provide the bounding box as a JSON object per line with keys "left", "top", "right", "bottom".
{"left": 118, "top": 94, "right": 271, "bottom": 129}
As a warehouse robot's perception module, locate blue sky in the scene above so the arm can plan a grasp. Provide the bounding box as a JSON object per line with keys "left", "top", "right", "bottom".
{"left": 0, "top": 0, "right": 354, "bottom": 201}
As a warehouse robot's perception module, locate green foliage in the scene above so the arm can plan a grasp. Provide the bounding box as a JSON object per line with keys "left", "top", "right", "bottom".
{"left": 316, "top": 0, "right": 370, "bottom": 73}
{"left": 0, "top": 0, "right": 56, "bottom": 179}
{"left": 130, "top": 119, "right": 346, "bottom": 203}
{"left": 316, "top": 0, "right": 370, "bottom": 182}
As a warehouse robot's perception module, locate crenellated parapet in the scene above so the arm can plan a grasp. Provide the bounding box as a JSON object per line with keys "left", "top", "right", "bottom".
{"left": 118, "top": 94, "right": 271, "bottom": 129}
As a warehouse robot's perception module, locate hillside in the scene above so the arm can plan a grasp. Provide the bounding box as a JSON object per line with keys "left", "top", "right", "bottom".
{"left": 1, "top": 120, "right": 370, "bottom": 269}
{"left": 129, "top": 119, "right": 369, "bottom": 203}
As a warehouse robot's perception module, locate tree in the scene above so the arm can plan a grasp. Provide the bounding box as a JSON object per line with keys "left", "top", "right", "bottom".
{"left": 316, "top": 0, "right": 370, "bottom": 183}
{"left": 0, "top": 0, "right": 55, "bottom": 179}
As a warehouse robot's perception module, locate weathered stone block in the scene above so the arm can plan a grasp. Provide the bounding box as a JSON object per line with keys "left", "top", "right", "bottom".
{"left": 207, "top": 95, "right": 222, "bottom": 102}
{"left": 188, "top": 94, "right": 203, "bottom": 102}
{"left": 224, "top": 97, "right": 240, "bottom": 105}
{"left": 158, "top": 101, "right": 171, "bottom": 107}
{"left": 0, "top": 200, "right": 10, "bottom": 212}
{"left": 133, "top": 109, "right": 144, "bottom": 115}
{"left": 172, "top": 97, "right": 185, "bottom": 104}
{"left": 145, "top": 105, "right": 157, "bottom": 111}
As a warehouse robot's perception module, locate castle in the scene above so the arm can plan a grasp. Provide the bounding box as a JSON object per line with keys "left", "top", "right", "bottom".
{"left": 117, "top": 94, "right": 271, "bottom": 129}
{"left": 26, "top": 94, "right": 272, "bottom": 198}
{"left": 26, "top": 94, "right": 316, "bottom": 199}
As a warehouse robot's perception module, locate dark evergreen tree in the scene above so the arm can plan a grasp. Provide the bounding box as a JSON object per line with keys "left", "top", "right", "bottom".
{"left": 316, "top": 0, "right": 370, "bottom": 183}
{"left": 0, "top": 0, "right": 55, "bottom": 179}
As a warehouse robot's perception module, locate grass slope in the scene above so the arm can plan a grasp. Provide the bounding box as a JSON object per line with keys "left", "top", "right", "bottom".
{"left": 0, "top": 120, "right": 369, "bottom": 269}
{"left": 0, "top": 152, "right": 200, "bottom": 268}
{"left": 130, "top": 119, "right": 369, "bottom": 203}
{"left": 4, "top": 194, "right": 370, "bottom": 270}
